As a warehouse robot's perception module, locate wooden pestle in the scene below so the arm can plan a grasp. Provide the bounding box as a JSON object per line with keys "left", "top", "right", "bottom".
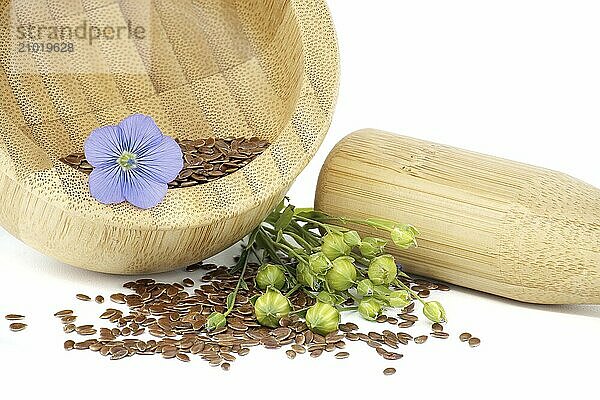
{"left": 315, "top": 129, "right": 600, "bottom": 304}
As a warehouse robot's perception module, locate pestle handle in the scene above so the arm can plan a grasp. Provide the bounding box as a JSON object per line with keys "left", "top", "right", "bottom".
{"left": 315, "top": 129, "right": 600, "bottom": 304}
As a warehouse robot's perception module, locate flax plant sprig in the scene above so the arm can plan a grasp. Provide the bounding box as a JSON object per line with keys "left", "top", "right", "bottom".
{"left": 208, "top": 198, "right": 447, "bottom": 332}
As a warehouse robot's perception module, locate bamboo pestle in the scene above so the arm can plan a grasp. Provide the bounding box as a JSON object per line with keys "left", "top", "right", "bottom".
{"left": 315, "top": 129, "right": 600, "bottom": 304}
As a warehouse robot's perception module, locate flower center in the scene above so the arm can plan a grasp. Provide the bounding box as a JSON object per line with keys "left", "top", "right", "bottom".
{"left": 117, "top": 151, "right": 138, "bottom": 171}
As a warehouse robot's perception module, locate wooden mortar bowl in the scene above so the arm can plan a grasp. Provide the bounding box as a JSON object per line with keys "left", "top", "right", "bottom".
{"left": 0, "top": 0, "right": 339, "bottom": 274}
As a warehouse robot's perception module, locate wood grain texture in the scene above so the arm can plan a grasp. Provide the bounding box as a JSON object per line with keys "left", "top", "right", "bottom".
{"left": 0, "top": 0, "right": 339, "bottom": 274}
{"left": 315, "top": 129, "right": 600, "bottom": 304}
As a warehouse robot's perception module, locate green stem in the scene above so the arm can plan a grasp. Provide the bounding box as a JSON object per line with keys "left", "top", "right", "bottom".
{"left": 289, "top": 220, "right": 322, "bottom": 247}
{"left": 250, "top": 247, "right": 264, "bottom": 264}
{"left": 224, "top": 252, "right": 250, "bottom": 317}
{"left": 285, "top": 283, "right": 302, "bottom": 297}
{"left": 257, "top": 227, "right": 285, "bottom": 265}
{"left": 339, "top": 306, "right": 359, "bottom": 312}
{"left": 256, "top": 227, "right": 300, "bottom": 278}
{"left": 284, "top": 230, "right": 315, "bottom": 252}
{"left": 351, "top": 251, "right": 371, "bottom": 267}
{"left": 356, "top": 269, "right": 368, "bottom": 279}
{"left": 290, "top": 306, "right": 311, "bottom": 315}
{"left": 311, "top": 215, "right": 395, "bottom": 233}
{"left": 272, "top": 241, "right": 308, "bottom": 264}
{"left": 263, "top": 226, "right": 309, "bottom": 258}
{"left": 348, "top": 219, "right": 392, "bottom": 232}
{"left": 231, "top": 228, "right": 259, "bottom": 273}
{"left": 347, "top": 292, "right": 362, "bottom": 302}
{"left": 294, "top": 215, "right": 336, "bottom": 233}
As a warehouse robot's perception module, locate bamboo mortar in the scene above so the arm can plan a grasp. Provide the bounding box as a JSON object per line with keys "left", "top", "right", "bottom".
{"left": 315, "top": 129, "right": 600, "bottom": 304}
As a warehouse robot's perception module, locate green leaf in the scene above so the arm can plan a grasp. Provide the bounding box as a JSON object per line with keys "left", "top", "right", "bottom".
{"left": 240, "top": 279, "right": 249, "bottom": 291}
{"left": 295, "top": 208, "right": 332, "bottom": 221}
{"left": 274, "top": 198, "right": 287, "bottom": 214}
{"left": 226, "top": 292, "right": 236, "bottom": 310}
{"left": 274, "top": 204, "right": 295, "bottom": 231}
{"left": 265, "top": 199, "right": 286, "bottom": 225}
{"left": 275, "top": 229, "right": 284, "bottom": 243}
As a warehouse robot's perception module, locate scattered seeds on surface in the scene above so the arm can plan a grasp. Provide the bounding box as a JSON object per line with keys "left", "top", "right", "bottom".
{"left": 110, "top": 293, "right": 125, "bottom": 304}
{"left": 468, "top": 337, "right": 481, "bottom": 348}
{"left": 185, "top": 264, "right": 201, "bottom": 272}
{"left": 431, "top": 331, "right": 449, "bottom": 339}
{"left": 460, "top": 332, "right": 472, "bottom": 342}
{"left": 39, "top": 262, "right": 469, "bottom": 374}
{"left": 383, "top": 367, "right": 397, "bottom": 376}
{"left": 414, "top": 335, "right": 428, "bottom": 344}
{"left": 54, "top": 310, "right": 73, "bottom": 317}
{"left": 286, "top": 349, "right": 297, "bottom": 359}
{"left": 432, "top": 323, "right": 444, "bottom": 332}
{"left": 310, "top": 349, "right": 323, "bottom": 358}
{"left": 61, "top": 315, "right": 76, "bottom": 324}
{"left": 5, "top": 314, "right": 25, "bottom": 321}
{"left": 9, "top": 323, "right": 27, "bottom": 332}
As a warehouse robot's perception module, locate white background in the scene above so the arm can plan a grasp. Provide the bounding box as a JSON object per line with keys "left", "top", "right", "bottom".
{"left": 2, "top": 1, "right": 599, "bottom": 398}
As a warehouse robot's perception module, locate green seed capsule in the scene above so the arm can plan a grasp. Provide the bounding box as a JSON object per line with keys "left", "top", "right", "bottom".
{"left": 373, "top": 285, "right": 392, "bottom": 297}
{"left": 357, "top": 279, "right": 375, "bottom": 297}
{"left": 343, "top": 230, "right": 362, "bottom": 247}
{"left": 368, "top": 255, "right": 397, "bottom": 285}
{"left": 390, "top": 225, "right": 419, "bottom": 249}
{"left": 305, "top": 302, "right": 340, "bottom": 335}
{"left": 309, "top": 252, "right": 332, "bottom": 276}
{"left": 358, "top": 237, "right": 387, "bottom": 259}
{"left": 388, "top": 290, "right": 411, "bottom": 308}
{"left": 254, "top": 288, "right": 292, "bottom": 328}
{"left": 423, "top": 301, "right": 447, "bottom": 323}
{"left": 316, "top": 291, "right": 344, "bottom": 306}
{"left": 297, "top": 261, "right": 319, "bottom": 290}
{"left": 321, "top": 231, "right": 351, "bottom": 261}
{"left": 358, "top": 298, "right": 382, "bottom": 321}
{"left": 255, "top": 263, "right": 286, "bottom": 290}
{"left": 325, "top": 256, "right": 357, "bottom": 292}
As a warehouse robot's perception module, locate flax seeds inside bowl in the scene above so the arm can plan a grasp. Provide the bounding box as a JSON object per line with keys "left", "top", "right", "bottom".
{"left": 60, "top": 137, "right": 270, "bottom": 190}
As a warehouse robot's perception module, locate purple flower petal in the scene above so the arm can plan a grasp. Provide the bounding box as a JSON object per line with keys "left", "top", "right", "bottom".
{"left": 84, "top": 125, "right": 124, "bottom": 168}
{"left": 122, "top": 175, "right": 168, "bottom": 209}
{"left": 136, "top": 135, "right": 184, "bottom": 184}
{"left": 118, "top": 114, "right": 163, "bottom": 154}
{"left": 85, "top": 114, "right": 181, "bottom": 209}
{"left": 88, "top": 166, "right": 126, "bottom": 204}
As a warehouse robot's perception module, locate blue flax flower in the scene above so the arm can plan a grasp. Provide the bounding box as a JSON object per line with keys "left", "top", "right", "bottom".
{"left": 84, "top": 114, "right": 183, "bottom": 209}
